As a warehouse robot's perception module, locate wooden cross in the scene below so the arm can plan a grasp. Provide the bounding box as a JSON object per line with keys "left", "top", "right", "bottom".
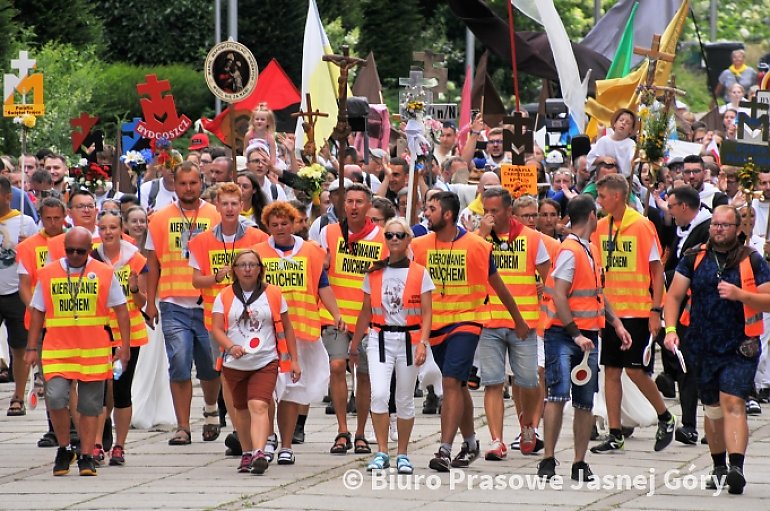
{"left": 413, "top": 50, "right": 448, "bottom": 95}
{"left": 291, "top": 93, "right": 328, "bottom": 164}
{"left": 634, "top": 34, "right": 675, "bottom": 88}
{"left": 502, "top": 111, "right": 534, "bottom": 165}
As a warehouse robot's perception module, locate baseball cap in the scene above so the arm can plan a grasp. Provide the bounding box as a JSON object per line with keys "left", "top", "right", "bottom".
{"left": 188, "top": 133, "right": 209, "bottom": 151}
{"left": 328, "top": 178, "right": 353, "bottom": 192}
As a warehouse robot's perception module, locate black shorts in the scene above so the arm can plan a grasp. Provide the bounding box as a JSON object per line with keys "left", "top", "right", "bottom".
{"left": 600, "top": 317, "right": 649, "bottom": 369}
{"left": 0, "top": 292, "right": 28, "bottom": 350}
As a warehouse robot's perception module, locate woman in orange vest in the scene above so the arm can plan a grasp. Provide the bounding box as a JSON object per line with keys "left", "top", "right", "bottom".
{"left": 89, "top": 209, "right": 149, "bottom": 466}
{"left": 212, "top": 250, "right": 300, "bottom": 475}
{"left": 351, "top": 218, "right": 434, "bottom": 474}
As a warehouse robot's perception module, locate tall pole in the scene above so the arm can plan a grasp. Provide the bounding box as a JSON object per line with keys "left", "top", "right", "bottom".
{"left": 710, "top": 0, "right": 717, "bottom": 41}
{"left": 594, "top": 0, "right": 601, "bottom": 26}
{"left": 228, "top": 0, "right": 238, "bottom": 41}
{"left": 214, "top": 0, "right": 222, "bottom": 115}
{"left": 465, "top": 29, "right": 475, "bottom": 79}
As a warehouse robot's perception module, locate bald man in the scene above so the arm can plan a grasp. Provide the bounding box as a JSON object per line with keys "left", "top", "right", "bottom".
{"left": 459, "top": 171, "right": 501, "bottom": 232}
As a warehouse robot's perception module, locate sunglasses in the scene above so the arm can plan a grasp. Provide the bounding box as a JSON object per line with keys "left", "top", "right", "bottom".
{"left": 65, "top": 247, "right": 89, "bottom": 255}
{"left": 384, "top": 232, "right": 407, "bottom": 240}
{"left": 97, "top": 210, "right": 121, "bottom": 219}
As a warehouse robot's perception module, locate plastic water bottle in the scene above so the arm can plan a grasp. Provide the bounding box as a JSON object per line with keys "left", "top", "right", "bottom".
{"left": 113, "top": 360, "right": 123, "bottom": 380}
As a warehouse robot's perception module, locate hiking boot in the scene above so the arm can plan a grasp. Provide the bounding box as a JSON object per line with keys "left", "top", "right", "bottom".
{"left": 571, "top": 461, "right": 595, "bottom": 482}
{"left": 705, "top": 465, "right": 727, "bottom": 490}
{"left": 590, "top": 433, "right": 624, "bottom": 454}
{"left": 520, "top": 424, "right": 536, "bottom": 455}
{"left": 109, "top": 445, "right": 125, "bottom": 466}
{"left": 675, "top": 426, "right": 698, "bottom": 445}
{"left": 78, "top": 455, "right": 97, "bottom": 476}
{"left": 250, "top": 450, "right": 269, "bottom": 475}
{"left": 451, "top": 440, "right": 480, "bottom": 468}
{"left": 53, "top": 446, "right": 76, "bottom": 476}
{"left": 485, "top": 439, "right": 507, "bottom": 461}
{"left": 726, "top": 466, "right": 746, "bottom": 495}
{"left": 237, "top": 453, "right": 252, "bottom": 473}
{"left": 537, "top": 456, "right": 557, "bottom": 480}
{"left": 654, "top": 413, "right": 676, "bottom": 452}
{"left": 428, "top": 449, "right": 451, "bottom": 472}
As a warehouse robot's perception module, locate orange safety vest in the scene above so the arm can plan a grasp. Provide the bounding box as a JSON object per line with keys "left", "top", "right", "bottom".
{"left": 48, "top": 232, "right": 135, "bottom": 261}
{"left": 543, "top": 237, "right": 606, "bottom": 331}
{"left": 255, "top": 238, "right": 324, "bottom": 343}
{"left": 38, "top": 258, "right": 115, "bottom": 381}
{"left": 592, "top": 208, "right": 661, "bottom": 318}
{"left": 320, "top": 223, "right": 388, "bottom": 332}
{"left": 103, "top": 250, "right": 149, "bottom": 347}
{"left": 537, "top": 234, "right": 561, "bottom": 337}
{"left": 679, "top": 246, "right": 763, "bottom": 336}
{"left": 483, "top": 225, "right": 542, "bottom": 329}
{"left": 412, "top": 230, "right": 491, "bottom": 333}
{"left": 188, "top": 224, "right": 268, "bottom": 330}
{"left": 147, "top": 201, "right": 220, "bottom": 300}
{"left": 218, "top": 284, "right": 291, "bottom": 372}
{"left": 17, "top": 231, "right": 55, "bottom": 329}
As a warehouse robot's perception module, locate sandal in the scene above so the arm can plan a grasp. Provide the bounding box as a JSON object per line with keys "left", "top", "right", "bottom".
{"left": 7, "top": 397, "right": 25, "bottom": 416}
{"left": 168, "top": 428, "right": 191, "bottom": 446}
{"left": 354, "top": 435, "right": 372, "bottom": 454}
{"left": 330, "top": 432, "right": 352, "bottom": 454}
{"left": 202, "top": 409, "right": 221, "bottom": 442}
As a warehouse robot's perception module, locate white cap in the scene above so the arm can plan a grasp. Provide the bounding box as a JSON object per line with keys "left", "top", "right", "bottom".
{"left": 236, "top": 155, "right": 248, "bottom": 172}
{"left": 546, "top": 150, "right": 564, "bottom": 165}
{"left": 328, "top": 178, "right": 353, "bottom": 192}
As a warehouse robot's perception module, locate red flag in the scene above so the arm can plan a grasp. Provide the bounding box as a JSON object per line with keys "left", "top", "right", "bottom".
{"left": 236, "top": 59, "right": 300, "bottom": 111}
{"left": 457, "top": 65, "right": 473, "bottom": 153}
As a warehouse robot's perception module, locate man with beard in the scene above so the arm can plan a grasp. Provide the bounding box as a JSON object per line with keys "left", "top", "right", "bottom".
{"left": 43, "top": 155, "right": 71, "bottom": 204}
{"left": 682, "top": 155, "right": 727, "bottom": 211}
{"left": 665, "top": 205, "right": 770, "bottom": 495}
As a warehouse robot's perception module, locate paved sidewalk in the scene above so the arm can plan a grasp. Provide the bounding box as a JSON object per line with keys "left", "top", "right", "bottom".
{"left": 1, "top": 380, "right": 769, "bottom": 510}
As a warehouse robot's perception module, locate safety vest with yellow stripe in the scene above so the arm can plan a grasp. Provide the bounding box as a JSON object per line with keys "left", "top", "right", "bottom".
{"left": 592, "top": 208, "right": 660, "bottom": 318}
{"left": 17, "top": 230, "right": 54, "bottom": 329}
{"left": 147, "top": 201, "right": 220, "bottom": 300}
{"left": 368, "top": 261, "right": 426, "bottom": 345}
{"left": 543, "top": 237, "right": 606, "bottom": 331}
{"left": 102, "top": 248, "right": 149, "bottom": 347}
{"left": 537, "top": 234, "right": 561, "bottom": 336}
{"left": 255, "top": 237, "right": 324, "bottom": 343}
{"left": 188, "top": 223, "right": 268, "bottom": 330}
{"left": 680, "top": 246, "right": 763, "bottom": 336}
{"left": 320, "top": 223, "right": 388, "bottom": 332}
{"left": 38, "top": 258, "right": 114, "bottom": 381}
{"left": 412, "top": 230, "right": 492, "bottom": 330}
{"left": 483, "top": 225, "right": 543, "bottom": 329}
{"left": 219, "top": 284, "right": 291, "bottom": 372}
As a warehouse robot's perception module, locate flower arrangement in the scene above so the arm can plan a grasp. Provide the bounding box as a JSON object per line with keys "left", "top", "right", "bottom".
{"left": 405, "top": 100, "right": 425, "bottom": 119}
{"left": 637, "top": 106, "right": 671, "bottom": 164}
{"left": 296, "top": 163, "right": 328, "bottom": 195}
{"left": 70, "top": 162, "right": 111, "bottom": 193}
{"left": 739, "top": 157, "right": 758, "bottom": 193}
{"left": 121, "top": 149, "right": 154, "bottom": 170}
{"left": 13, "top": 114, "right": 36, "bottom": 129}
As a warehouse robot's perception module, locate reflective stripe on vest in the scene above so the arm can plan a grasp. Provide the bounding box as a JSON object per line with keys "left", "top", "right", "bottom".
{"left": 220, "top": 284, "right": 290, "bottom": 372}
{"left": 537, "top": 234, "right": 561, "bottom": 337}
{"left": 543, "top": 238, "right": 605, "bottom": 331}
{"left": 680, "top": 247, "right": 763, "bottom": 336}
{"left": 108, "top": 255, "right": 149, "bottom": 347}
{"left": 256, "top": 240, "right": 324, "bottom": 343}
{"left": 39, "top": 258, "right": 114, "bottom": 381}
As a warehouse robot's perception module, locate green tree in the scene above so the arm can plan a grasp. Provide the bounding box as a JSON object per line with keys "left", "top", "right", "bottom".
{"left": 358, "top": 0, "right": 424, "bottom": 82}
{"left": 14, "top": 0, "right": 104, "bottom": 49}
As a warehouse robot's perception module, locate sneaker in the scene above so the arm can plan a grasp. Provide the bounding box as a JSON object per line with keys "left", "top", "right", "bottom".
{"left": 92, "top": 444, "right": 105, "bottom": 465}
{"left": 389, "top": 414, "right": 398, "bottom": 442}
{"left": 510, "top": 434, "right": 521, "bottom": 451}
{"left": 238, "top": 453, "right": 253, "bottom": 473}
{"left": 78, "top": 455, "right": 97, "bottom": 476}
{"left": 571, "top": 461, "right": 596, "bottom": 482}
{"left": 292, "top": 424, "right": 305, "bottom": 445}
{"left": 109, "top": 445, "right": 125, "bottom": 466}
{"left": 705, "top": 465, "right": 728, "bottom": 490}
{"left": 264, "top": 433, "right": 278, "bottom": 462}
{"left": 590, "top": 434, "right": 624, "bottom": 454}
{"left": 746, "top": 399, "right": 761, "bottom": 415}
{"left": 726, "top": 466, "right": 746, "bottom": 495}
{"left": 485, "top": 439, "right": 507, "bottom": 461}
{"left": 675, "top": 426, "right": 698, "bottom": 445}
{"left": 451, "top": 440, "right": 480, "bottom": 468}
{"left": 428, "top": 449, "right": 451, "bottom": 472}
{"left": 520, "top": 424, "right": 536, "bottom": 455}
{"left": 396, "top": 454, "right": 414, "bottom": 474}
{"left": 366, "top": 452, "right": 390, "bottom": 471}
{"left": 250, "top": 450, "right": 269, "bottom": 475}
{"left": 533, "top": 431, "right": 544, "bottom": 453}
{"left": 654, "top": 413, "right": 676, "bottom": 452}
{"left": 53, "top": 446, "right": 76, "bottom": 476}
{"left": 537, "top": 456, "right": 557, "bottom": 480}
{"left": 277, "top": 448, "right": 295, "bottom": 465}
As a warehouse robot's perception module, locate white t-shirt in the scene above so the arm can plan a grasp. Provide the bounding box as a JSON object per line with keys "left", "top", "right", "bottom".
{"left": 139, "top": 179, "right": 176, "bottom": 212}
{"left": 0, "top": 214, "right": 38, "bottom": 294}
{"left": 586, "top": 135, "right": 636, "bottom": 178}
{"left": 30, "top": 258, "right": 126, "bottom": 311}
{"left": 361, "top": 266, "right": 435, "bottom": 327}
{"left": 552, "top": 237, "right": 593, "bottom": 284}
{"left": 260, "top": 179, "right": 287, "bottom": 204}
{"left": 212, "top": 290, "right": 288, "bottom": 371}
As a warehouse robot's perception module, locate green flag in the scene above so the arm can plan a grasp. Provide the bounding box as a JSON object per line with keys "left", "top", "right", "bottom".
{"left": 606, "top": 1, "right": 639, "bottom": 79}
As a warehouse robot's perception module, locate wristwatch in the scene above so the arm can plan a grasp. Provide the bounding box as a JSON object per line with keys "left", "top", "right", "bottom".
{"left": 650, "top": 307, "right": 663, "bottom": 314}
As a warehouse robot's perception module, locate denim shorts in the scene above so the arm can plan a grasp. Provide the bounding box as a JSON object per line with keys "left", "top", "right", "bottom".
{"left": 160, "top": 302, "right": 219, "bottom": 382}
{"left": 479, "top": 327, "right": 538, "bottom": 388}
{"left": 544, "top": 326, "right": 599, "bottom": 410}
{"left": 695, "top": 350, "right": 759, "bottom": 405}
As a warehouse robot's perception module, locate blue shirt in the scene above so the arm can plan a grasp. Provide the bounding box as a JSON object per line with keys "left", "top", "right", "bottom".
{"left": 12, "top": 187, "right": 37, "bottom": 222}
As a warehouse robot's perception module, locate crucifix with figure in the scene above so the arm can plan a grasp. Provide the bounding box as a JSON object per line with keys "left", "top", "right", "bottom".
{"left": 292, "top": 93, "right": 328, "bottom": 164}
{"left": 323, "top": 45, "right": 366, "bottom": 216}
{"left": 634, "top": 34, "right": 675, "bottom": 91}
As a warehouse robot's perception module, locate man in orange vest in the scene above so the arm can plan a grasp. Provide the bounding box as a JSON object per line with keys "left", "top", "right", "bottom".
{"left": 23, "top": 227, "right": 131, "bottom": 476}
{"left": 145, "top": 161, "right": 222, "bottom": 446}
{"left": 590, "top": 174, "right": 675, "bottom": 455}
{"left": 412, "top": 191, "right": 529, "bottom": 472}
{"left": 320, "top": 183, "right": 388, "bottom": 455}
{"left": 665, "top": 205, "right": 770, "bottom": 495}
{"left": 476, "top": 187, "right": 551, "bottom": 460}
{"left": 538, "top": 194, "right": 632, "bottom": 482}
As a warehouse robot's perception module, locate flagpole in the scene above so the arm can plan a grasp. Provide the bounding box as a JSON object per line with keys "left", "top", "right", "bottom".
{"left": 506, "top": 0, "right": 520, "bottom": 112}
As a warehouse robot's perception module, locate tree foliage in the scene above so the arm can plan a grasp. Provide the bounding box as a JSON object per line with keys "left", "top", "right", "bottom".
{"left": 14, "top": 0, "right": 104, "bottom": 50}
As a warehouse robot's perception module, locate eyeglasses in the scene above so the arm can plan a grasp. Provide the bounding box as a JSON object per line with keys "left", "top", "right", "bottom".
{"left": 682, "top": 169, "right": 702, "bottom": 175}
{"left": 488, "top": 140, "right": 503, "bottom": 145}
{"left": 234, "top": 262, "right": 262, "bottom": 269}
{"left": 519, "top": 213, "right": 538, "bottom": 220}
{"left": 596, "top": 162, "right": 617, "bottom": 168}
{"left": 72, "top": 204, "right": 96, "bottom": 210}
{"left": 248, "top": 159, "right": 268, "bottom": 165}
{"left": 369, "top": 216, "right": 385, "bottom": 224}
{"left": 32, "top": 189, "right": 52, "bottom": 198}
{"left": 384, "top": 232, "right": 407, "bottom": 240}
{"left": 710, "top": 222, "right": 739, "bottom": 230}
{"left": 65, "top": 247, "right": 88, "bottom": 255}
